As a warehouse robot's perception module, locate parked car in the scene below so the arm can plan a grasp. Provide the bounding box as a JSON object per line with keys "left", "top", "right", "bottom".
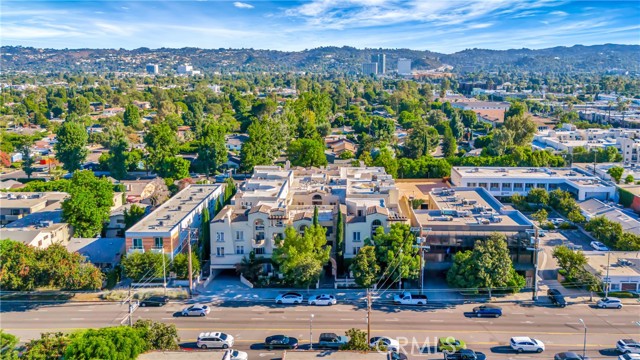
{"left": 370, "top": 336, "right": 400, "bottom": 352}
{"left": 393, "top": 292, "right": 428, "bottom": 305}
{"left": 275, "top": 292, "right": 303, "bottom": 305}
{"left": 181, "top": 304, "right": 210, "bottom": 317}
{"left": 309, "top": 294, "right": 337, "bottom": 306}
{"left": 389, "top": 352, "right": 408, "bottom": 360}
{"left": 547, "top": 289, "right": 567, "bottom": 307}
{"left": 471, "top": 304, "right": 502, "bottom": 318}
{"left": 438, "top": 337, "right": 467, "bottom": 352}
{"left": 619, "top": 354, "right": 640, "bottom": 360}
{"left": 222, "top": 349, "right": 248, "bottom": 360}
{"left": 551, "top": 218, "right": 565, "bottom": 225}
{"left": 318, "top": 332, "right": 349, "bottom": 349}
{"left": 597, "top": 297, "right": 623, "bottom": 309}
{"left": 554, "top": 352, "right": 586, "bottom": 360}
{"left": 196, "top": 332, "right": 234, "bottom": 349}
{"left": 444, "top": 349, "right": 487, "bottom": 360}
{"left": 139, "top": 296, "right": 168, "bottom": 307}
{"left": 264, "top": 335, "right": 298, "bottom": 350}
{"left": 618, "top": 339, "right": 640, "bottom": 354}
{"left": 510, "top": 337, "right": 545, "bottom": 353}
{"left": 590, "top": 241, "right": 609, "bottom": 251}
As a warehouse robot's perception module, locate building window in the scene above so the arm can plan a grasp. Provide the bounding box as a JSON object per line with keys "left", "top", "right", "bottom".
{"left": 235, "top": 231, "right": 244, "bottom": 241}
{"left": 254, "top": 219, "right": 265, "bottom": 231}
{"left": 371, "top": 219, "right": 382, "bottom": 234}
{"left": 312, "top": 194, "right": 322, "bottom": 206}
{"left": 299, "top": 224, "right": 308, "bottom": 235}
{"left": 216, "top": 247, "right": 225, "bottom": 257}
{"left": 216, "top": 232, "right": 225, "bottom": 242}
{"left": 353, "top": 246, "right": 361, "bottom": 255}
{"left": 154, "top": 237, "right": 163, "bottom": 249}
{"left": 133, "top": 238, "right": 142, "bottom": 249}
{"left": 235, "top": 246, "right": 244, "bottom": 255}
{"left": 11, "top": 209, "right": 20, "bottom": 215}
{"left": 255, "top": 248, "right": 265, "bottom": 255}
{"left": 353, "top": 232, "right": 361, "bottom": 242}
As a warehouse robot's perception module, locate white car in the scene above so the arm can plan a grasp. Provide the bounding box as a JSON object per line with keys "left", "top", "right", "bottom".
{"left": 598, "top": 297, "right": 623, "bottom": 309}
{"left": 619, "top": 354, "right": 640, "bottom": 360}
{"left": 617, "top": 339, "right": 640, "bottom": 354}
{"left": 590, "top": 241, "right": 609, "bottom": 251}
{"left": 308, "top": 294, "right": 337, "bottom": 306}
{"left": 275, "top": 292, "right": 303, "bottom": 305}
{"left": 510, "top": 336, "right": 545, "bottom": 353}
{"left": 370, "top": 336, "right": 400, "bottom": 352}
{"left": 223, "top": 349, "right": 248, "bottom": 360}
{"left": 181, "top": 304, "right": 210, "bottom": 317}
{"left": 197, "top": 332, "right": 234, "bottom": 349}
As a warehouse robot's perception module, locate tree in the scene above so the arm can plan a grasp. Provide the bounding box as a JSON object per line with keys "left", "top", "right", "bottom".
{"left": 68, "top": 96, "right": 91, "bottom": 116}
{"left": 61, "top": 170, "right": 114, "bottom": 238}
{"left": 123, "top": 204, "right": 146, "bottom": 230}
{"left": 20, "top": 141, "right": 35, "bottom": 179}
{"left": 372, "top": 147, "right": 398, "bottom": 178}
{"left": 336, "top": 210, "right": 344, "bottom": 268}
{"left": 196, "top": 120, "right": 227, "bottom": 178}
{"left": 526, "top": 188, "right": 549, "bottom": 207}
{"left": 171, "top": 252, "right": 201, "bottom": 279}
{"left": 625, "top": 174, "right": 635, "bottom": 184}
{"left": 0, "top": 239, "right": 38, "bottom": 290}
{"left": 64, "top": 326, "right": 148, "bottom": 360}
{"left": 608, "top": 166, "right": 624, "bottom": 183}
{"left": 133, "top": 319, "right": 180, "bottom": 351}
{"left": 22, "top": 332, "right": 71, "bottom": 360}
{"left": 123, "top": 104, "right": 142, "bottom": 128}
{"left": 532, "top": 208, "right": 548, "bottom": 223}
{"left": 503, "top": 113, "right": 537, "bottom": 147}
{"left": 0, "top": 330, "right": 19, "bottom": 360}
{"left": 341, "top": 328, "right": 370, "bottom": 351}
{"left": 449, "top": 112, "right": 464, "bottom": 140}
{"left": 240, "top": 120, "right": 278, "bottom": 173}
{"left": 567, "top": 209, "right": 585, "bottom": 224}
{"left": 107, "top": 124, "right": 130, "bottom": 180}
{"left": 552, "top": 245, "right": 588, "bottom": 281}
{"left": 442, "top": 126, "right": 457, "bottom": 158}
{"left": 505, "top": 101, "right": 527, "bottom": 119}
{"left": 312, "top": 206, "right": 319, "bottom": 226}
{"left": 370, "top": 223, "right": 420, "bottom": 283}
{"left": 287, "top": 138, "right": 328, "bottom": 168}
{"left": 404, "top": 120, "right": 439, "bottom": 158}
{"left": 55, "top": 120, "right": 88, "bottom": 172}
{"left": 272, "top": 225, "right": 331, "bottom": 288}
{"left": 122, "top": 252, "right": 168, "bottom": 281}
{"left": 350, "top": 246, "right": 380, "bottom": 288}
{"left": 585, "top": 216, "right": 623, "bottom": 248}
{"left": 144, "top": 122, "right": 180, "bottom": 177}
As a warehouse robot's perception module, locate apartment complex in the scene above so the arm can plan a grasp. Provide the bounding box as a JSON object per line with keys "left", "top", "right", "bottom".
{"left": 397, "top": 58, "right": 412, "bottom": 75}
{"left": 125, "top": 184, "right": 224, "bottom": 259}
{"left": 210, "top": 165, "right": 408, "bottom": 273}
{"left": 0, "top": 192, "right": 67, "bottom": 225}
{"left": 451, "top": 167, "right": 616, "bottom": 201}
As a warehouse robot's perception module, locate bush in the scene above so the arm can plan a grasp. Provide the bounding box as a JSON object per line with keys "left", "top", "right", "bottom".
{"left": 597, "top": 291, "right": 639, "bottom": 298}
{"left": 559, "top": 222, "right": 576, "bottom": 230}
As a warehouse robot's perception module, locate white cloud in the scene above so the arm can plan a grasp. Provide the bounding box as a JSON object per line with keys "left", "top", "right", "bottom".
{"left": 233, "top": 2, "right": 254, "bottom": 9}
{"left": 467, "top": 23, "right": 493, "bottom": 29}
{"left": 550, "top": 11, "right": 568, "bottom": 16}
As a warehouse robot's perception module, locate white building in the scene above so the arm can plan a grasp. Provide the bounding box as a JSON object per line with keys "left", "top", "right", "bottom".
{"left": 451, "top": 167, "right": 616, "bottom": 201}
{"left": 362, "top": 63, "right": 378, "bottom": 76}
{"left": 209, "top": 165, "right": 408, "bottom": 274}
{"left": 397, "top": 58, "right": 412, "bottom": 75}
{"left": 177, "top": 64, "right": 201, "bottom": 76}
{"left": 533, "top": 123, "right": 640, "bottom": 156}
{"left": 585, "top": 252, "right": 640, "bottom": 293}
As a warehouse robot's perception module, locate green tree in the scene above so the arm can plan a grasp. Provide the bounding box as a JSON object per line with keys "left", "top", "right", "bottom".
{"left": 341, "top": 328, "right": 370, "bottom": 351}
{"left": 240, "top": 120, "right": 277, "bottom": 173}
{"left": 196, "top": 120, "right": 227, "bottom": 177}
{"left": 526, "top": 188, "right": 549, "bottom": 207}
{"left": 287, "top": 138, "right": 328, "bottom": 168}
{"left": 107, "top": 124, "right": 130, "bottom": 180}
{"left": 171, "top": 252, "right": 201, "bottom": 279}
{"left": 123, "top": 104, "right": 142, "bottom": 129}
{"left": 372, "top": 147, "right": 398, "bottom": 178}
{"left": 335, "top": 210, "right": 344, "bottom": 268}
{"left": 64, "top": 326, "right": 148, "bottom": 360}
{"left": 0, "top": 330, "right": 19, "bottom": 360}
{"left": 503, "top": 113, "right": 537, "bottom": 147}
{"left": 36, "top": 244, "right": 103, "bottom": 290}
{"left": 144, "top": 122, "right": 180, "bottom": 177}
{"left": 123, "top": 204, "right": 146, "bottom": 230}
{"left": 568, "top": 209, "right": 586, "bottom": 224}
{"left": 505, "top": 101, "right": 527, "bottom": 119}
{"left": 312, "top": 206, "right": 319, "bottom": 226}
{"left": 532, "top": 208, "right": 548, "bottom": 223}
{"left": 607, "top": 166, "right": 624, "bottom": 183}
{"left": 442, "top": 126, "right": 457, "bottom": 158}
{"left": 68, "top": 96, "right": 91, "bottom": 116}
{"left": 449, "top": 112, "right": 464, "bottom": 140}
{"left": 370, "top": 223, "right": 421, "bottom": 283}
{"left": 552, "top": 245, "right": 587, "bottom": 280}
{"left": 61, "top": 170, "right": 114, "bottom": 237}
{"left": 133, "top": 319, "right": 180, "bottom": 351}
{"left": 54, "top": 121, "right": 88, "bottom": 172}
{"left": 585, "top": 216, "right": 623, "bottom": 248}
{"left": 22, "top": 332, "right": 71, "bottom": 360}
{"left": 200, "top": 206, "right": 211, "bottom": 262}
{"left": 404, "top": 120, "right": 439, "bottom": 158}
{"left": 272, "top": 225, "right": 331, "bottom": 288}
{"left": 625, "top": 174, "right": 635, "bottom": 184}
{"left": 20, "top": 141, "right": 35, "bottom": 179}
{"left": 122, "top": 252, "right": 168, "bottom": 281}
{"left": 350, "top": 246, "right": 380, "bottom": 288}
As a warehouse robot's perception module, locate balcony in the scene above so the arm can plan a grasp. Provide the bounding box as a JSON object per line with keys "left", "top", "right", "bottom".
{"left": 150, "top": 247, "right": 164, "bottom": 254}
{"left": 128, "top": 247, "right": 145, "bottom": 254}
{"left": 252, "top": 238, "right": 266, "bottom": 248}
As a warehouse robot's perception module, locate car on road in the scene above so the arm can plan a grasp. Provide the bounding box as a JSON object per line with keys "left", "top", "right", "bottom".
{"left": 139, "top": 296, "right": 168, "bottom": 307}
{"left": 551, "top": 218, "right": 565, "bottom": 226}
{"left": 471, "top": 304, "right": 502, "bottom": 318}
{"left": 438, "top": 337, "right": 467, "bottom": 352}
{"left": 222, "top": 349, "right": 248, "bottom": 360}
{"left": 181, "top": 304, "right": 210, "bottom": 317}
{"left": 547, "top": 289, "right": 567, "bottom": 307}
{"left": 444, "top": 349, "right": 487, "bottom": 360}
{"left": 370, "top": 336, "right": 400, "bottom": 352}
{"left": 308, "top": 294, "right": 337, "bottom": 306}
{"left": 554, "top": 352, "right": 587, "bottom": 360}
{"left": 318, "top": 333, "right": 348, "bottom": 349}
{"left": 393, "top": 292, "right": 428, "bottom": 305}
{"left": 275, "top": 292, "right": 303, "bottom": 305}
{"left": 619, "top": 354, "right": 640, "bottom": 360}
{"left": 196, "top": 332, "right": 234, "bottom": 349}
{"left": 617, "top": 339, "right": 640, "bottom": 354}
{"left": 264, "top": 335, "right": 299, "bottom": 350}
{"left": 389, "top": 352, "right": 408, "bottom": 360}
{"left": 597, "top": 297, "right": 623, "bottom": 309}
{"left": 590, "top": 241, "right": 609, "bottom": 251}
{"left": 510, "top": 336, "right": 545, "bottom": 353}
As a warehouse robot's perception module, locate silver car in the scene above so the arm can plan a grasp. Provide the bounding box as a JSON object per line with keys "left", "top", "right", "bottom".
{"left": 597, "top": 297, "right": 622, "bottom": 309}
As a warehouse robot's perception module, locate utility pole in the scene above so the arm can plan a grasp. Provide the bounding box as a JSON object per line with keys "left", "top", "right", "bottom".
{"left": 162, "top": 252, "right": 167, "bottom": 296}
{"left": 366, "top": 288, "right": 372, "bottom": 343}
{"left": 604, "top": 250, "right": 611, "bottom": 298}
{"left": 187, "top": 229, "right": 195, "bottom": 298}
{"left": 532, "top": 227, "right": 540, "bottom": 301}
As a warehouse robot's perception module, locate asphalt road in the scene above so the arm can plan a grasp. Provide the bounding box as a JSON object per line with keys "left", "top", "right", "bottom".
{"left": 2, "top": 300, "right": 639, "bottom": 360}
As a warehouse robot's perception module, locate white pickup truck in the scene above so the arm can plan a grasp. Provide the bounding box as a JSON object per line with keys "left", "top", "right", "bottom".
{"left": 393, "top": 292, "right": 428, "bottom": 305}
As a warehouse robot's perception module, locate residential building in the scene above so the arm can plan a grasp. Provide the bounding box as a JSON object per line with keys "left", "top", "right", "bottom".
{"left": 125, "top": 184, "right": 224, "bottom": 259}
{"left": 397, "top": 58, "right": 412, "bottom": 75}
{"left": 585, "top": 252, "right": 640, "bottom": 292}
{"left": 66, "top": 237, "right": 126, "bottom": 269}
{"left": 225, "top": 134, "right": 249, "bottom": 151}
{"left": 177, "top": 64, "right": 201, "bottom": 76}
{"left": 533, "top": 123, "right": 638, "bottom": 155}
{"left": 579, "top": 198, "right": 640, "bottom": 235}
{"left": 146, "top": 63, "right": 159, "bottom": 74}
{"left": 120, "top": 179, "right": 161, "bottom": 203}
{"left": 105, "top": 203, "right": 149, "bottom": 238}
{"left": 362, "top": 62, "right": 378, "bottom": 76}
{"left": 0, "top": 192, "right": 67, "bottom": 226}
{"left": 451, "top": 167, "right": 616, "bottom": 201}
{"left": 371, "top": 53, "right": 386, "bottom": 75}
{"left": 210, "top": 165, "right": 408, "bottom": 273}
{"left": 452, "top": 100, "right": 510, "bottom": 127}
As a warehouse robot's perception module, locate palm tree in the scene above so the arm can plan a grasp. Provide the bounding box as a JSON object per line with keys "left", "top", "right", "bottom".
{"left": 607, "top": 101, "right": 614, "bottom": 124}
{"left": 617, "top": 99, "right": 631, "bottom": 126}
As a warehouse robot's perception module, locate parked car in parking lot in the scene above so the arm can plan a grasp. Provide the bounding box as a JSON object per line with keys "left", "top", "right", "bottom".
{"left": 196, "top": 332, "right": 234, "bottom": 349}
{"left": 275, "top": 292, "right": 303, "bottom": 304}
{"left": 510, "top": 337, "right": 545, "bottom": 353}
{"left": 547, "top": 289, "right": 567, "bottom": 307}
{"left": 139, "top": 296, "right": 168, "bottom": 307}
{"left": 308, "top": 294, "right": 337, "bottom": 306}
{"left": 597, "top": 297, "right": 623, "bottom": 309}
{"left": 617, "top": 339, "right": 640, "bottom": 354}
{"left": 471, "top": 304, "right": 502, "bottom": 318}
{"left": 590, "top": 241, "right": 609, "bottom": 251}
{"left": 181, "top": 304, "right": 210, "bottom": 316}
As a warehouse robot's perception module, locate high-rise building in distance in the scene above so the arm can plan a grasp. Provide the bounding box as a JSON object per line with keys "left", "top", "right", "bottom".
{"left": 362, "top": 62, "right": 378, "bottom": 75}
{"left": 371, "top": 54, "right": 386, "bottom": 74}
{"left": 146, "top": 63, "right": 159, "bottom": 74}
{"left": 398, "top": 58, "right": 412, "bottom": 75}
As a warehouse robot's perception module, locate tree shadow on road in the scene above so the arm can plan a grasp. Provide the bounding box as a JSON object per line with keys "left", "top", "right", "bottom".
{"left": 0, "top": 293, "right": 74, "bottom": 313}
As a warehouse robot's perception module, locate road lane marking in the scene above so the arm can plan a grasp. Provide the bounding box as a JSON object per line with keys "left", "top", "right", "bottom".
{"left": 77, "top": 310, "right": 93, "bottom": 312}
{"left": 251, "top": 318, "right": 264, "bottom": 320}
{"left": 70, "top": 318, "right": 85, "bottom": 320}
{"left": 340, "top": 319, "right": 354, "bottom": 321}
{"left": 429, "top": 320, "right": 444, "bottom": 322}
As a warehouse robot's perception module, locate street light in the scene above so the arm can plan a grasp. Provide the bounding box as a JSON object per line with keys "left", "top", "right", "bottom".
{"left": 604, "top": 250, "right": 611, "bottom": 298}
{"left": 578, "top": 318, "right": 587, "bottom": 359}
{"left": 309, "top": 314, "right": 314, "bottom": 350}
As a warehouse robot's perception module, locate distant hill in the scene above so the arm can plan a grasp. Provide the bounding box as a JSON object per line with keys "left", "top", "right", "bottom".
{"left": 1, "top": 44, "right": 638, "bottom": 74}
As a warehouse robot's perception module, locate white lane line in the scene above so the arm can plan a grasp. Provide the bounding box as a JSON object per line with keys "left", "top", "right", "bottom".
{"left": 340, "top": 319, "right": 354, "bottom": 321}
{"left": 161, "top": 318, "right": 175, "bottom": 320}
{"left": 429, "top": 320, "right": 444, "bottom": 322}
{"left": 77, "top": 309, "right": 93, "bottom": 312}
{"left": 475, "top": 320, "right": 489, "bottom": 323}
{"left": 36, "top": 309, "right": 48, "bottom": 312}
{"left": 70, "top": 318, "right": 85, "bottom": 321}
{"left": 295, "top": 318, "right": 307, "bottom": 321}
{"left": 251, "top": 317, "right": 264, "bottom": 320}
{"left": 384, "top": 318, "right": 399, "bottom": 322}
{"left": 512, "top": 312, "right": 525, "bottom": 315}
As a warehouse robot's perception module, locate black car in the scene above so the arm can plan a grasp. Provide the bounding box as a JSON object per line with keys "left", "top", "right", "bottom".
{"left": 444, "top": 349, "right": 487, "bottom": 360}
{"left": 139, "top": 296, "right": 169, "bottom": 307}
{"left": 548, "top": 289, "right": 567, "bottom": 308}
{"left": 554, "top": 352, "right": 586, "bottom": 360}
{"left": 265, "top": 335, "right": 298, "bottom": 350}
{"left": 471, "top": 304, "right": 502, "bottom": 318}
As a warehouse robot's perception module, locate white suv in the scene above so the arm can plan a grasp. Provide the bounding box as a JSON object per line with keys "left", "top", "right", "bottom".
{"left": 618, "top": 339, "right": 640, "bottom": 354}
{"left": 197, "top": 332, "right": 234, "bottom": 349}
{"left": 510, "top": 337, "right": 545, "bottom": 353}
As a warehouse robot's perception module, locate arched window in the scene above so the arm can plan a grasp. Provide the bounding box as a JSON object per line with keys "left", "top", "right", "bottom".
{"left": 312, "top": 194, "right": 322, "bottom": 206}
{"left": 254, "top": 219, "right": 265, "bottom": 241}
{"left": 371, "top": 219, "right": 382, "bottom": 234}
{"left": 299, "top": 224, "right": 308, "bottom": 235}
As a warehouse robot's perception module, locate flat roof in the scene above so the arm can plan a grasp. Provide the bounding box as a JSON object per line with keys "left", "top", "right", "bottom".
{"left": 586, "top": 252, "right": 640, "bottom": 277}
{"left": 283, "top": 351, "right": 389, "bottom": 359}
{"left": 394, "top": 179, "right": 447, "bottom": 201}
{"left": 453, "top": 167, "right": 613, "bottom": 189}
{"left": 0, "top": 191, "right": 67, "bottom": 209}
{"left": 127, "top": 184, "right": 221, "bottom": 234}
{"left": 66, "top": 237, "right": 125, "bottom": 264}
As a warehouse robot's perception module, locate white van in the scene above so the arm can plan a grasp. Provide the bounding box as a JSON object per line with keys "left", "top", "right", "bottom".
{"left": 196, "top": 332, "right": 234, "bottom": 349}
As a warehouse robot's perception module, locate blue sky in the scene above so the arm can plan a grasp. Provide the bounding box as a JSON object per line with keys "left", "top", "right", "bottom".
{"left": 1, "top": 1, "right": 639, "bottom": 52}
